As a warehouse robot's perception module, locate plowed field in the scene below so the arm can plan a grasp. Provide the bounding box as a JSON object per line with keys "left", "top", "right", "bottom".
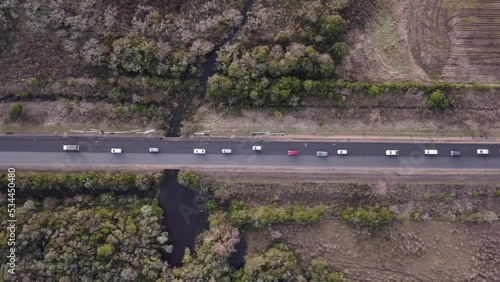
{"left": 409, "top": 0, "right": 500, "bottom": 83}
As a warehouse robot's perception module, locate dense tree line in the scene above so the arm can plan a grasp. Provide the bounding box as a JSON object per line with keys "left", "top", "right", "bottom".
{"left": 208, "top": 42, "right": 341, "bottom": 107}
{"left": 0, "top": 194, "right": 170, "bottom": 281}
{"left": 206, "top": 9, "right": 350, "bottom": 107}
{"left": 0, "top": 171, "right": 164, "bottom": 195}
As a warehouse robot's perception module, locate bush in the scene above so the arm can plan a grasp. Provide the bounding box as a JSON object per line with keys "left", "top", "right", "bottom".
{"left": 27, "top": 77, "right": 39, "bottom": 86}
{"left": 367, "top": 85, "right": 380, "bottom": 98}
{"left": 229, "top": 202, "right": 325, "bottom": 228}
{"left": 427, "top": 90, "right": 454, "bottom": 109}
{"left": 341, "top": 207, "right": 394, "bottom": 228}
{"left": 178, "top": 171, "right": 217, "bottom": 195}
{"left": 307, "top": 259, "right": 346, "bottom": 282}
{"left": 9, "top": 102, "right": 23, "bottom": 120}
{"left": 410, "top": 211, "right": 421, "bottom": 221}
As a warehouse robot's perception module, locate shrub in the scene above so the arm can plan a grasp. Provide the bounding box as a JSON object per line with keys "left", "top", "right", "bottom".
{"left": 410, "top": 211, "right": 421, "bottom": 221}
{"left": 367, "top": 85, "right": 380, "bottom": 98}
{"left": 341, "top": 207, "right": 394, "bottom": 228}
{"left": 9, "top": 102, "right": 23, "bottom": 120}
{"left": 229, "top": 202, "right": 326, "bottom": 228}
{"left": 27, "top": 77, "right": 39, "bottom": 86}
{"left": 427, "top": 90, "right": 454, "bottom": 109}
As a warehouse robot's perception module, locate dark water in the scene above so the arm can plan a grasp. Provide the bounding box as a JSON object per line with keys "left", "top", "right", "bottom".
{"left": 165, "top": 0, "right": 255, "bottom": 137}
{"left": 160, "top": 170, "right": 207, "bottom": 266}
{"left": 160, "top": 170, "right": 247, "bottom": 267}
{"left": 162, "top": 0, "right": 254, "bottom": 266}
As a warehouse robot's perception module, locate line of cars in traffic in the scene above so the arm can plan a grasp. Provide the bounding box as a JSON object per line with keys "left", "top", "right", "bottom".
{"left": 63, "top": 144, "right": 495, "bottom": 156}
{"left": 191, "top": 148, "right": 495, "bottom": 156}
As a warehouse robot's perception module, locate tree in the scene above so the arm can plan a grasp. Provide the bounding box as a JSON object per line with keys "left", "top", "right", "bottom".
{"left": 269, "top": 77, "right": 301, "bottom": 105}
{"left": 330, "top": 42, "right": 348, "bottom": 61}
{"left": 240, "top": 243, "right": 303, "bottom": 281}
{"left": 427, "top": 90, "right": 454, "bottom": 109}
{"left": 9, "top": 102, "right": 23, "bottom": 120}
{"left": 207, "top": 75, "right": 233, "bottom": 100}
{"left": 275, "top": 31, "right": 290, "bottom": 46}
{"left": 307, "top": 259, "right": 346, "bottom": 282}
{"left": 97, "top": 244, "right": 115, "bottom": 257}
{"left": 303, "top": 80, "right": 314, "bottom": 92}
{"left": 320, "top": 15, "right": 347, "bottom": 38}
{"left": 251, "top": 45, "right": 270, "bottom": 63}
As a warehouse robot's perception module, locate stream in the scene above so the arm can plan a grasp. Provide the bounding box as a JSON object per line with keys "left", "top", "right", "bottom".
{"left": 161, "top": 0, "right": 254, "bottom": 266}
{"left": 165, "top": 0, "right": 254, "bottom": 137}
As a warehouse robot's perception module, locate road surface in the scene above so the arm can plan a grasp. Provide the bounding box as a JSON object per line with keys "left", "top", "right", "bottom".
{"left": 0, "top": 136, "right": 499, "bottom": 170}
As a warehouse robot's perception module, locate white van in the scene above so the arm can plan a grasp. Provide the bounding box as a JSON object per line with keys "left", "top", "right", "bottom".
{"left": 63, "top": 145, "right": 80, "bottom": 151}
{"left": 424, "top": 149, "right": 438, "bottom": 155}
{"left": 252, "top": 146, "right": 262, "bottom": 151}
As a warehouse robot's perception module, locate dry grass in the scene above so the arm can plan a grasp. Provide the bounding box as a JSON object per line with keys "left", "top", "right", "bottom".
{"left": 246, "top": 220, "right": 500, "bottom": 281}
{"left": 0, "top": 101, "right": 168, "bottom": 132}
{"left": 212, "top": 174, "right": 500, "bottom": 281}
{"left": 189, "top": 86, "right": 500, "bottom": 138}
{"left": 215, "top": 179, "right": 500, "bottom": 221}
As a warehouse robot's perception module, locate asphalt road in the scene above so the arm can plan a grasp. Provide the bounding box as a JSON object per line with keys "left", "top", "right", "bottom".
{"left": 0, "top": 136, "right": 500, "bottom": 170}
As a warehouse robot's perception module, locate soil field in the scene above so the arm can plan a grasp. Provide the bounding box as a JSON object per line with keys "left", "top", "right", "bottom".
{"left": 409, "top": 0, "right": 500, "bottom": 83}
{"left": 337, "top": 0, "right": 500, "bottom": 83}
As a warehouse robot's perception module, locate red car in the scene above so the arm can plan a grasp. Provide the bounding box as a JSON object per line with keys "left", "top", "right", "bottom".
{"left": 288, "top": 150, "right": 298, "bottom": 156}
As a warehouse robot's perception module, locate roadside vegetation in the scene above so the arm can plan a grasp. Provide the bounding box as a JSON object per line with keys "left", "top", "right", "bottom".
{"left": 0, "top": 172, "right": 170, "bottom": 281}
{"left": 184, "top": 171, "right": 500, "bottom": 281}
{"left": 0, "top": 170, "right": 346, "bottom": 281}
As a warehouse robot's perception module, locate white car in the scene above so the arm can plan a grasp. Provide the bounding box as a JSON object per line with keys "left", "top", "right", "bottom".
{"left": 337, "top": 149, "right": 348, "bottom": 155}
{"left": 149, "top": 147, "right": 160, "bottom": 153}
{"left": 425, "top": 149, "right": 438, "bottom": 155}
{"left": 386, "top": 150, "right": 399, "bottom": 156}
{"left": 477, "top": 149, "right": 489, "bottom": 155}
{"left": 111, "top": 148, "right": 122, "bottom": 154}
{"left": 222, "top": 149, "right": 232, "bottom": 154}
{"left": 194, "top": 149, "right": 205, "bottom": 155}
{"left": 252, "top": 146, "right": 262, "bottom": 151}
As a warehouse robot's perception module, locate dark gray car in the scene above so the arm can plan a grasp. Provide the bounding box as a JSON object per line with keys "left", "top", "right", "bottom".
{"left": 316, "top": 151, "right": 328, "bottom": 157}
